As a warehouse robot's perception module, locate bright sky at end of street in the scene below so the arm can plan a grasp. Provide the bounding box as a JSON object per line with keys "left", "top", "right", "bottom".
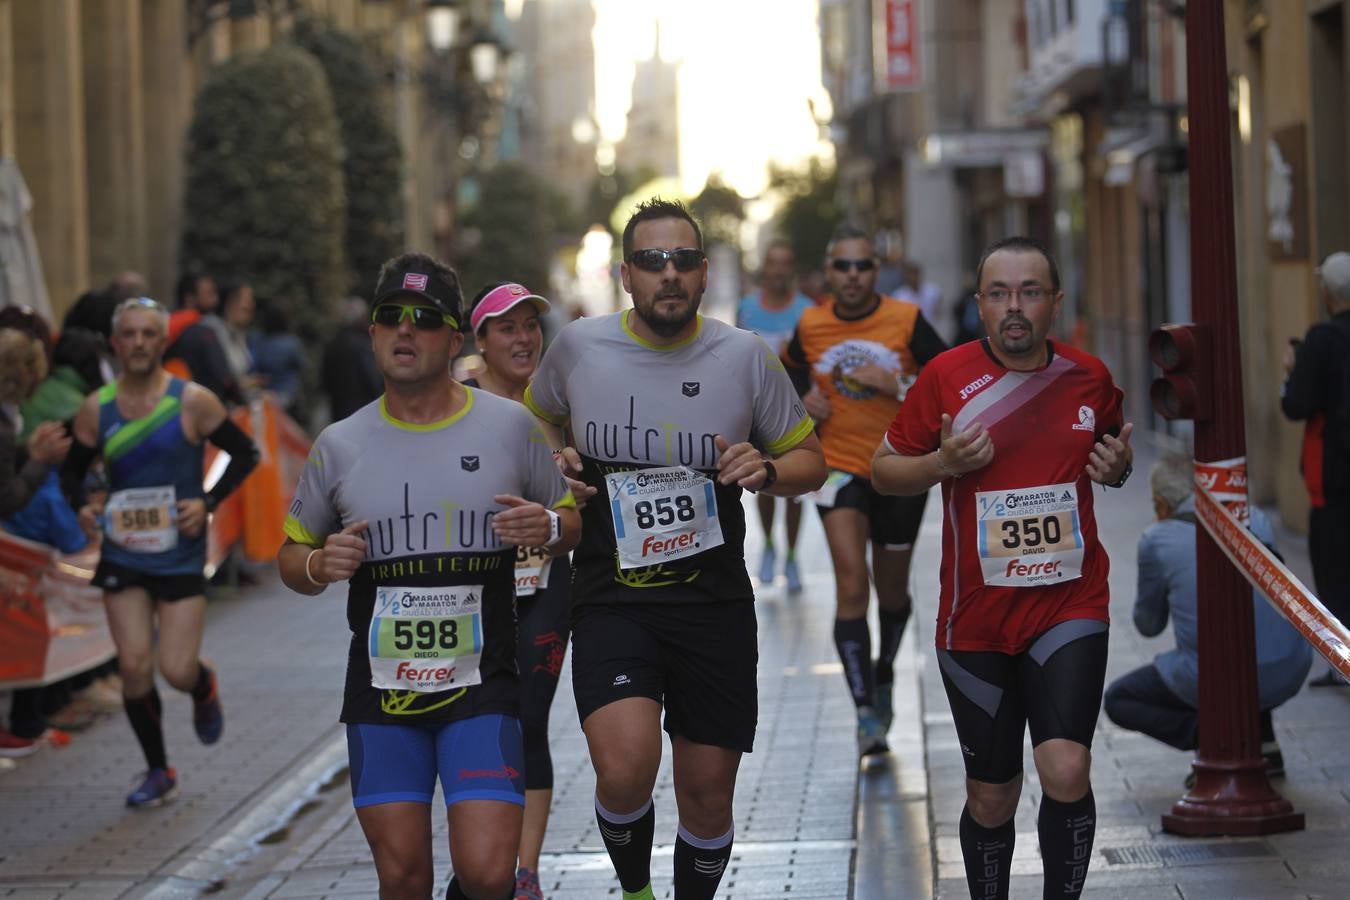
{"left": 590, "top": 0, "right": 834, "bottom": 198}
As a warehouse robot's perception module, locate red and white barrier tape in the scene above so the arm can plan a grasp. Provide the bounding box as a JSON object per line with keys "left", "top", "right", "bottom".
{"left": 1194, "top": 483, "right": 1350, "bottom": 680}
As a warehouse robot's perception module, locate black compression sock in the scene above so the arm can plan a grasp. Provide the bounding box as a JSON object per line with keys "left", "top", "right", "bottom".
{"left": 960, "top": 805, "right": 1014, "bottom": 900}
{"left": 673, "top": 823, "right": 733, "bottom": 900}
{"left": 190, "top": 663, "right": 215, "bottom": 703}
{"left": 596, "top": 796, "right": 655, "bottom": 892}
{"left": 833, "top": 617, "right": 875, "bottom": 708}
{"left": 124, "top": 688, "right": 167, "bottom": 770}
{"left": 875, "top": 605, "right": 911, "bottom": 686}
{"left": 1038, "top": 790, "right": 1095, "bottom": 899}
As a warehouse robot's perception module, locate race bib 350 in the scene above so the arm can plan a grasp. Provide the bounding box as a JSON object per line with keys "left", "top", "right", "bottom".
{"left": 974, "top": 483, "right": 1084, "bottom": 587}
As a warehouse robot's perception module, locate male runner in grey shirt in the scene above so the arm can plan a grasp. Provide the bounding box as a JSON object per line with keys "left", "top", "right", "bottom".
{"left": 525, "top": 199, "right": 825, "bottom": 900}
{"left": 278, "top": 253, "right": 579, "bottom": 900}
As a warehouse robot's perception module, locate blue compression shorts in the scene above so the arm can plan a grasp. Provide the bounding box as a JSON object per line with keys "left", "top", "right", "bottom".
{"left": 346, "top": 713, "right": 525, "bottom": 809}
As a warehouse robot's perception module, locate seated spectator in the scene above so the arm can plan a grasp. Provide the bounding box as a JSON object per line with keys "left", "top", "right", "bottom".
{"left": 1103, "top": 454, "right": 1312, "bottom": 777}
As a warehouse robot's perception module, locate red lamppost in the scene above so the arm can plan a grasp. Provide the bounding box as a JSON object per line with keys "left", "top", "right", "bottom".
{"left": 1148, "top": 0, "right": 1303, "bottom": 835}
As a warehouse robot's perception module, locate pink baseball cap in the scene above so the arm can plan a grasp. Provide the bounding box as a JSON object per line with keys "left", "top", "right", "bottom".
{"left": 469, "top": 282, "right": 551, "bottom": 332}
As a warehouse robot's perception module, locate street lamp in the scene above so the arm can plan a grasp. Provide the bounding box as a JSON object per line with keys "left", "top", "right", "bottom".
{"left": 426, "top": 0, "right": 463, "bottom": 55}
{"left": 468, "top": 31, "right": 502, "bottom": 86}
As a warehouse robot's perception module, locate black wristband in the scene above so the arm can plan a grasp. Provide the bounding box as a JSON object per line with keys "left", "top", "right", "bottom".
{"left": 759, "top": 459, "right": 778, "bottom": 492}
{"left": 1106, "top": 460, "right": 1133, "bottom": 489}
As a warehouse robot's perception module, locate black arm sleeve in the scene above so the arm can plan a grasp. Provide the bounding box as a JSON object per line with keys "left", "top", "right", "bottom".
{"left": 59, "top": 438, "right": 99, "bottom": 509}
{"left": 782, "top": 330, "right": 813, "bottom": 397}
{"left": 203, "top": 418, "right": 260, "bottom": 509}
{"left": 910, "top": 313, "right": 950, "bottom": 366}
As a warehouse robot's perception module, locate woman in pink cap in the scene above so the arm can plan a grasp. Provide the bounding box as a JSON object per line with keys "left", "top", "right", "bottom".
{"left": 464, "top": 282, "right": 566, "bottom": 900}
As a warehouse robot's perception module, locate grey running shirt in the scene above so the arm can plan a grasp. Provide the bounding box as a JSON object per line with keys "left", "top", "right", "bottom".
{"left": 284, "top": 388, "right": 573, "bottom": 725}
{"left": 525, "top": 311, "right": 812, "bottom": 605}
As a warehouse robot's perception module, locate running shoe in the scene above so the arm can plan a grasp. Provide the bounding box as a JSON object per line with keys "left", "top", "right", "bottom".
{"left": 0, "top": 729, "right": 38, "bottom": 758}
{"left": 875, "top": 683, "right": 894, "bottom": 733}
{"left": 193, "top": 669, "right": 224, "bottom": 745}
{"left": 514, "top": 866, "right": 544, "bottom": 900}
{"left": 126, "top": 767, "right": 178, "bottom": 808}
{"left": 784, "top": 557, "right": 803, "bottom": 595}
{"left": 758, "top": 546, "right": 777, "bottom": 585}
{"left": 857, "top": 707, "right": 889, "bottom": 757}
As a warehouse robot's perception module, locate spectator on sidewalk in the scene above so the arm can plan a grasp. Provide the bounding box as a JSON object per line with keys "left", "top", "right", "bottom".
{"left": 19, "top": 328, "right": 104, "bottom": 440}
{"left": 215, "top": 281, "right": 258, "bottom": 396}
{"left": 0, "top": 327, "right": 74, "bottom": 755}
{"left": 1103, "top": 455, "right": 1311, "bottom": 775}
{"left": 165, "top": 272, "right": 243, "bottom": 406}
{"left": 1281, "top": 250, "right": 1350, "bottom": 687}
{"left": 321, "top": 297, "right": 382, "bottom": 422}
{"left": 250, "top": 299, "right": 306, "bottom": 422}
{"left": 894, "top": 260, "right": 943, "bottom": 328}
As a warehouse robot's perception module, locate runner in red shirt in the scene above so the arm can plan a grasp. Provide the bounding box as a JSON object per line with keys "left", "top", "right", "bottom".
{"left": 872, "top": 237, "right": 1133, "bottom": 900}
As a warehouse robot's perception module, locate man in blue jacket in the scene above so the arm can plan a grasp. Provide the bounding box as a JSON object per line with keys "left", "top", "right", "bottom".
{"left": 1103, "top": 454, "right": 1311, "bottom": 775}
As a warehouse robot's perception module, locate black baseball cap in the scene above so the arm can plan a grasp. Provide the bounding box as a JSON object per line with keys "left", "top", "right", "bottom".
{"left": 372, "top": 256, "right": 464, "bottom": 327}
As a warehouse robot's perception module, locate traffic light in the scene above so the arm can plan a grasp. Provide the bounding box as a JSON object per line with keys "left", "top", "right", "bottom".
{"left": 1149, "top": 323, "right": 1211, "bottom": 421}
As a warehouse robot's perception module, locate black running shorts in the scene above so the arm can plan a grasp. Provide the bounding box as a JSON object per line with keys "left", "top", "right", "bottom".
{"left": 937, "top": 619, "right": 1109, "bottom": 784}
{"left": 92, "top": 559, "right": 206, "bottom": 602}
{"left": 816, "top": 475, "right": 929, "bottom": 550}
{"left": 571, "top": 600, "right": 759, "bottom": 753}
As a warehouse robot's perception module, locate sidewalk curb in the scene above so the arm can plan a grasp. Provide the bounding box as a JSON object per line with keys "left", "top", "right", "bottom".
{"left": 139, "top": 727, "right": 348, "bottom": 899}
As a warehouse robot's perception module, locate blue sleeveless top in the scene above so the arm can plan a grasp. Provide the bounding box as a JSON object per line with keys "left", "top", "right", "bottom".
{"left": 97, "top": 377, "right": 206, "bottom": 574}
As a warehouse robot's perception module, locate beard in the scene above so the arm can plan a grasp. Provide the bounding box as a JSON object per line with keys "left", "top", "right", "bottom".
{"left": 994, "top": 312, "right": 1036, "bottom": 355}
{"left": 635, "top": 286, "right": 702, "bottom": 337}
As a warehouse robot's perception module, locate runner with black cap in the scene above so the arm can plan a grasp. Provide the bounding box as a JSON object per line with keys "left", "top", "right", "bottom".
{"left": 277, "top": 253, "right": 581, "bottom": 900}
{"left": 463, "top": 281, "right": 568, "bottom": 900}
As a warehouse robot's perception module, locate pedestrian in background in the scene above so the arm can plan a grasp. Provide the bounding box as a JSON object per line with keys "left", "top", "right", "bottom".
{"left": 1281, "top": 250, "right": 1350, "bottom": 686}
{"left": 736, "top": 240, "right": 814, "bottom": 593}
{"left": 1103, "top": 454, "right": 1310, "bottom": 777}
{"left": 322, "top": 296, "right": 382, "bottom": 423}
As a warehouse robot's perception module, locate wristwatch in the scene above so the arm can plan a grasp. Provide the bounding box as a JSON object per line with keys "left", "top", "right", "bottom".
{"left": 759, "top": 460, "right": 778, "bottom": 492}
{"left": 543, "top": 508, "right": 563, "bottom": 547}
{"left": 1106, "top": 460, "right": 1133, "bottom": 489}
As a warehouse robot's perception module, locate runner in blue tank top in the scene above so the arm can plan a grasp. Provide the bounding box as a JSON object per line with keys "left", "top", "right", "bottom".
{"left": 734, "top": 240, "right": 814, "bottom": 593}
{"left": 63, "top": 297, "right": 259, "bottom": 808}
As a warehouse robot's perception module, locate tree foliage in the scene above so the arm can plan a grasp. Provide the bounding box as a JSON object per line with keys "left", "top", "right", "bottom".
{"left": 769, "top": 158, "right": 839, "bottom": 266}
{"left": 181, "top": 45, "right": 347, "bottom": 340}
{"left": 456, "top": 163, "right": 568, "bottom": 297}
{"left": 291, "top": 16, "right": 404, "bottom": 297}
{"left": 690, "top": 173, "right": 745, "bottom": 250}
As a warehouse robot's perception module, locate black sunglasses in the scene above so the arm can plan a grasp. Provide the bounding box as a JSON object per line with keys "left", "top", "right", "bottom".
{"left": 371, "top": 303, "right": 459, "bottom": 331}
{"left": 627, "top": 248, "right": 706, "bottom": 273}
{"left": 830, "top": 258, "right": 876, "bottom": 273}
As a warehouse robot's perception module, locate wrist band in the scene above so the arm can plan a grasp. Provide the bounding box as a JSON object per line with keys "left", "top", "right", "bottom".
{"left": 304, "top": 548, "right": 324, "bottom": 588}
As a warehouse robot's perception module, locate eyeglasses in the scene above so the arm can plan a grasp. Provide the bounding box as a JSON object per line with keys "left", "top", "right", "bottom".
{"left": 979, "top": 286, "right": 1049, "bottom": 303}
{"left": 627, "top": 248, "right": 706, "bottom": 273}
{"left": 371, "top": 303, "right": 459, "bottom": 331}
{"left": 829, "top": 258, "right": 876, "bottom": 273}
